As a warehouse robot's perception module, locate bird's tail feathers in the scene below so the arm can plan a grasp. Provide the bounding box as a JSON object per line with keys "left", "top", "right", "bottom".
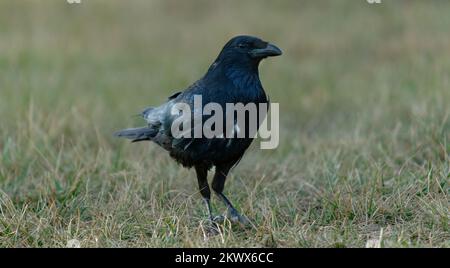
{"left": 114, "top": 127, "right": 156, "bottom": 143}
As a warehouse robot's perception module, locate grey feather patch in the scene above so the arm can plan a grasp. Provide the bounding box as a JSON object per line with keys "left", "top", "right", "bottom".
{"left": 141, "top": 107, "right": 154, "bottom": 119}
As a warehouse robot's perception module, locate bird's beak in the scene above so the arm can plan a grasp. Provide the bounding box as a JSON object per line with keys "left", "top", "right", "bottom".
{"left": 249, "top": 43, "right": 283, "bottom": 58}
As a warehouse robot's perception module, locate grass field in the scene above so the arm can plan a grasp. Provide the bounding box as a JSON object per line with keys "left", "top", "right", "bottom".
{"left": 0, "top": 0, "right": 449, "bottom": 247}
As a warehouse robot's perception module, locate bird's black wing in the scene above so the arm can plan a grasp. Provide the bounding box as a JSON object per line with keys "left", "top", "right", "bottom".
{"left": 161, "top": 80, "right": 254, "bottom": 166}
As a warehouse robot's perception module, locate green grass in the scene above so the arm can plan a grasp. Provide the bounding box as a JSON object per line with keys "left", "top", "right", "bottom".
{"left": 0, "top": 0, "right": 449, "bottom": 247}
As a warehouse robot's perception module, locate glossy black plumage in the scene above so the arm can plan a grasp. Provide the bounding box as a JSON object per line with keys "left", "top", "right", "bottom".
{"left": 115, "top": 35, "right": 281, "bottom": 226}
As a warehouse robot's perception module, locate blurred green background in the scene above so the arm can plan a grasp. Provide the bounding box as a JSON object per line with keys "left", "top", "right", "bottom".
{"left": 0, "top": 0, "right": 448, "bottom": 247}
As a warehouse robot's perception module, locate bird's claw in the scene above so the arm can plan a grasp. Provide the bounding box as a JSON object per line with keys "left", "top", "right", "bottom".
{"left": 212, "top": 215, "right": 226, "bottom": 223}
{"left": 202, "top": 211, "right": 251, "bottom": 237}
{"left": 210, "top": 211, "right": 251, "bottom": 227}
{"left": 227, "top": 208, "right": 251, "bottom": 227}
{"left": 202, "top": 219, "right": 221, "bottom": 236}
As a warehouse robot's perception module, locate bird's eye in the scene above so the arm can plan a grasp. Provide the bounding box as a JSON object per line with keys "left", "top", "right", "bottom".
{"left": 237, "top": 43, "right": 248, "bottom": 49}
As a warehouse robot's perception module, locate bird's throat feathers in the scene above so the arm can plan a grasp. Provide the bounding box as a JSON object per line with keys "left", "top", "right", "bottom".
{"left": 205, "top": 58, "right": 262, "bottom": 94}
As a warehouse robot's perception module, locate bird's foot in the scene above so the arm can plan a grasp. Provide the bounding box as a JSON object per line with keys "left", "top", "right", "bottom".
{"left": 227, "top": 208, "right": 251, "bottom": 227}
{"left": 212, "top": 215, "right": 226, "bottom": 223}
{"left": 202, "top": 211, "right": 251, "bottom": 237}
{"left": 202, "top": 219, "right": 221, "bottom": 236}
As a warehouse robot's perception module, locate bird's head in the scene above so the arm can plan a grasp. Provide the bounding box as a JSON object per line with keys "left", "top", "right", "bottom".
{"left": 212, "top": 35, "right": 282, "bottom": 71}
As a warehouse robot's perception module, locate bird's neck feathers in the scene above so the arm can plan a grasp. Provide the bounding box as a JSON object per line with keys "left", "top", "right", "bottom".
{"left": 205, "top": 57, "right": 262, "bottom": 92}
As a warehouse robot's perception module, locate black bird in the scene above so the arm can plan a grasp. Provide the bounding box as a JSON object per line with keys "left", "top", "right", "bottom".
{"left": 115, "top": 35, "right": 282, "bottom": 225}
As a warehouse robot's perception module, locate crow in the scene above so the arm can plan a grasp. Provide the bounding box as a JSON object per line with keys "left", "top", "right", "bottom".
{"left": 115, "top": 35, "right": 282, "bottom": 226}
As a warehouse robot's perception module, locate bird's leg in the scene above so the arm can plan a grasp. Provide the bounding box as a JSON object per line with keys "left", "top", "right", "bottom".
{"left": 194, "top": 165, "right": 213, "bottom": 221}
{"left": 217, "top": 192, "right": 250, "bottom": 226}
{"left": 203, "top": 198, "right": 214, "bottom": 221}
{"left": 195, "top": 165, "right": 224, "bottom": 236}
{"left": 211, "top": 165, "right": 250, "bottom": 226}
